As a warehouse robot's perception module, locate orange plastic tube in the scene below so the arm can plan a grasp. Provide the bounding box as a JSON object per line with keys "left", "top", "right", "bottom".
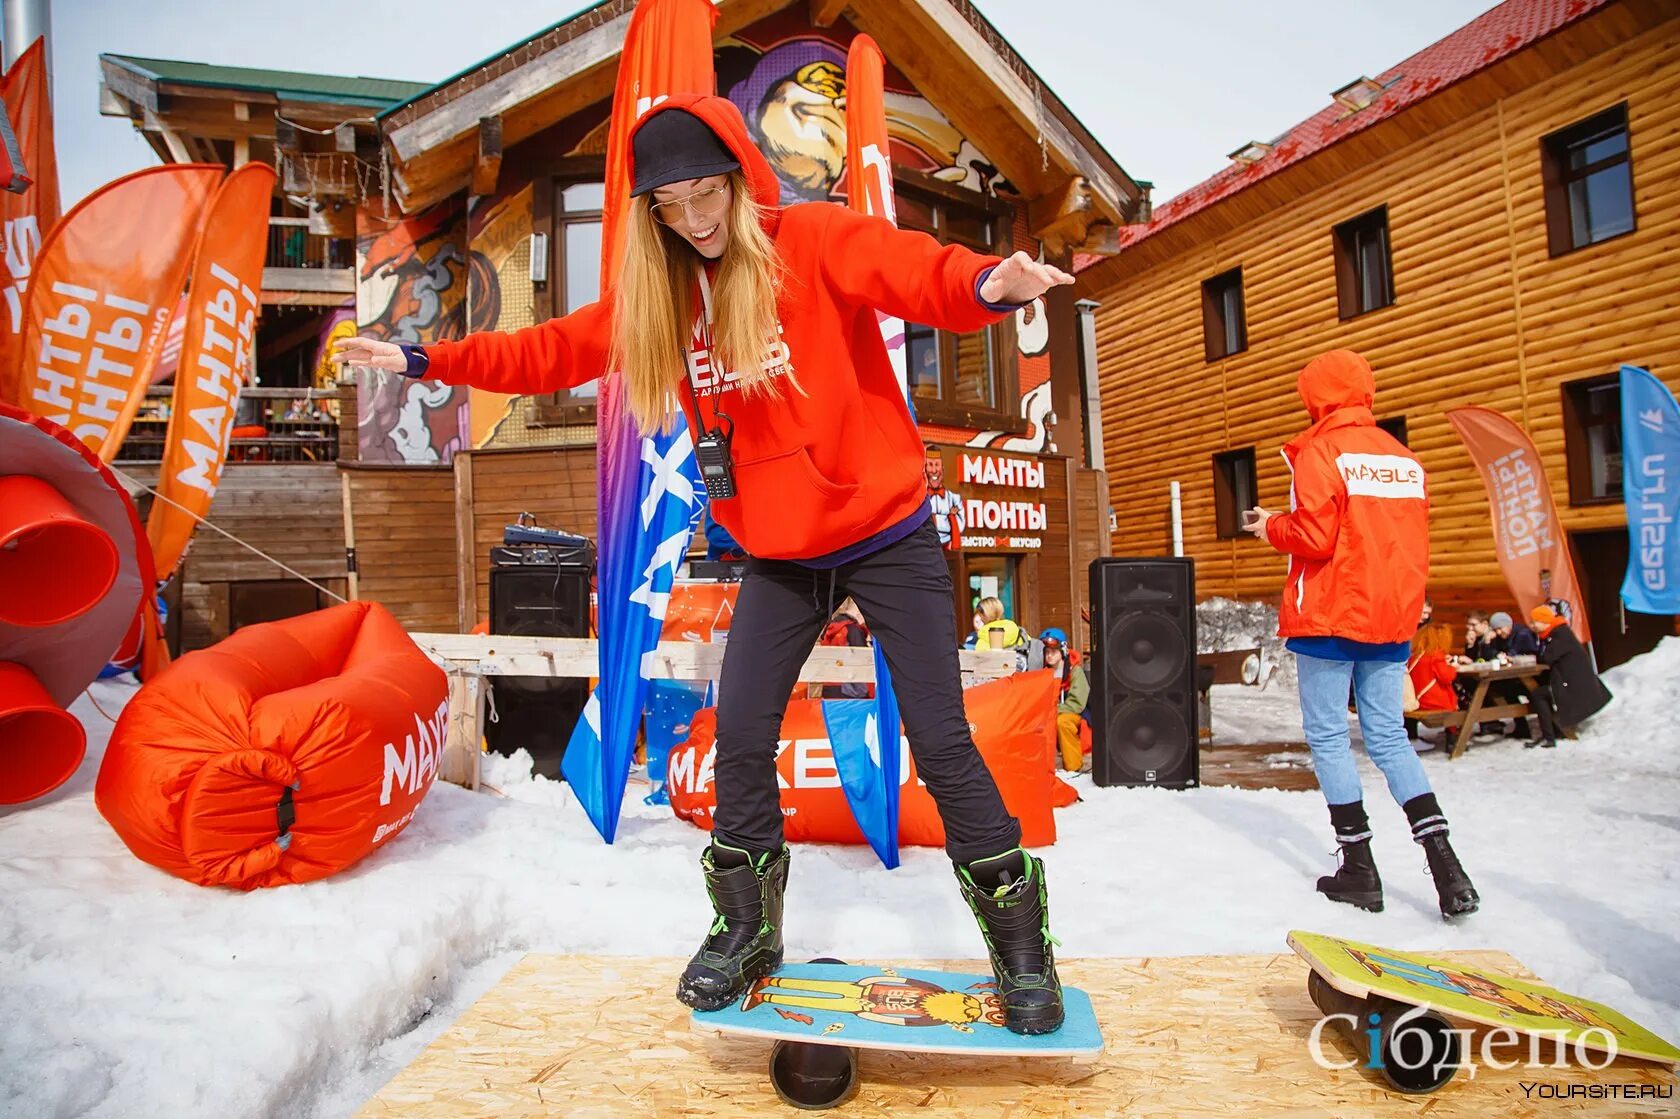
{"left": 0, "top": 474, "right": 119, "bottom": 626}
{"left": 0, "top": 661, "right": 87, "bottom": 804}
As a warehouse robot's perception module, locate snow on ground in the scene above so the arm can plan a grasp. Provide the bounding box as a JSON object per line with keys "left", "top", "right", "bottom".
{"left": 2, "top": 639, "right": 1677, "bottom": 1118}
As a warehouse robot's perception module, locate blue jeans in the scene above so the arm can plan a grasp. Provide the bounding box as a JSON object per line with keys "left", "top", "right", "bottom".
{"left": 1296, "top": 653, "right": 1433, "bottom": 808}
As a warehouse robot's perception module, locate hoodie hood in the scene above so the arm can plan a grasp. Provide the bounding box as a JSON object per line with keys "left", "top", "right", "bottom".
{"left": 1297, "top": 349, "right": 1375, "bottom": 422}
{"left": 627, "top": 95, "right": 782, "bottom": 230}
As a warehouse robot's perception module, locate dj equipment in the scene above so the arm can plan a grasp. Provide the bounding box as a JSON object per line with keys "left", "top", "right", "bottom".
{"left": 1087, "top": 557, "right": 1199, "bottom": 789}
{"left": 485, "top": 518, "right": 593, "bottom": 776}
{"left": 687, "top": 559, "right": 747, "bottom": 582}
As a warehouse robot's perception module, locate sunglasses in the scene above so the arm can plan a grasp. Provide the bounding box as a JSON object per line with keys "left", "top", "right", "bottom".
{"left": 650, "top": 185, "right": 729, "bottom": 226}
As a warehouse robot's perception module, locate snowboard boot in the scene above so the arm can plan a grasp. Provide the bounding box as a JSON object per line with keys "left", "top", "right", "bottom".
{"left": 1317, "top": 801, "right": 1383, "bottom": 912}
{"left": 956, "top": 848, "right": 1065, "bottom": 1036}
{"left": 1404, "top": 793, "right": 1479, "bottom": 919}
{"left": 676, "top": 840, "right": 789, "bottom": 1011}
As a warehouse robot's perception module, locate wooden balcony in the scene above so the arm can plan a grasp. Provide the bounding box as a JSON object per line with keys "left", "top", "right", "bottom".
{"left": 263, "top": 216, "right": 354, "bottom": 303}
{"left": 116, "top": 386, "right": 345, "bottom": 466}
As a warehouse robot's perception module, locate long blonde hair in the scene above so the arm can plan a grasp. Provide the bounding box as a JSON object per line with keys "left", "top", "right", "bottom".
{"left": 612, "top": 172, "right": 798, "bottom": 434}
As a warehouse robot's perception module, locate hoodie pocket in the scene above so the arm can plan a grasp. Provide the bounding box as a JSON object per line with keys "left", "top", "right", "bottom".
{"left": 722, "top": 446, "right": 861, "bottom": 557}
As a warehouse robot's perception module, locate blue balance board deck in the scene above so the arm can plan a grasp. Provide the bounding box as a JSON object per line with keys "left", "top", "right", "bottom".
{"left": 690, "top": 962, "right": 1103, "bottom": 1057}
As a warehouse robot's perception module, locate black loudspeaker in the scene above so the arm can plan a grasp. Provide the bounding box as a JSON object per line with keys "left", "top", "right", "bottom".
{"left": 1088, "top": 557, "right": 1199, "bottom": 788}
{"left": 487, "top": 562, "right": 591, "bottom": 776}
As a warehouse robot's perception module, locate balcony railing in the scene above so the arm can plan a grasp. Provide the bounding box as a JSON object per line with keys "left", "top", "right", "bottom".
{"left": 116, "top": 386, "right": 343, "bottom": 465}
{"left": 265, "top": 217, "right": 354, "bottom": 298}
{"left": 266, "top": 216, "right": 354, "bottom": 270}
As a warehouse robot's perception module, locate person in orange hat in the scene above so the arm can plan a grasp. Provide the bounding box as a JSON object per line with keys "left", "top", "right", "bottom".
{"left": 1525, "top": 605, "right": 1612, "bottom": 748}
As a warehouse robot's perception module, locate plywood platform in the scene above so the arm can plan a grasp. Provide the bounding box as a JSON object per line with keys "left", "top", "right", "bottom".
{"left": 356, "top": 952, "right": 1678, "bottom": 1118}
{"left": 1198, "top": 742, "right": 1319, "bottom": 791}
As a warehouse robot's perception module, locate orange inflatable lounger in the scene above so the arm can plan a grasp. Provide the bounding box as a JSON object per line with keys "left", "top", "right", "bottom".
{"left": 96, "top": 602, "right": 448, "bottom": 889}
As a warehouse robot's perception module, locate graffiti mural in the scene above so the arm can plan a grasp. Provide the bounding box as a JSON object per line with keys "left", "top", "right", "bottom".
{"left": 354, "top": 201, "right": 472, "bottom": 464}
{"left": 970, "top": 269, "right": 1054, "bottom": 455}
{"left": 311, "top": 304, "right": 357, "bottom": 393}
{"left": 463, "top": 183, "right": 536, "bottom": 448}
{"left": 719, "top": 12, "right": 1054, "bottom": 454}
{"left": 719, "top": 11, "right": 1003, "bottom": 205}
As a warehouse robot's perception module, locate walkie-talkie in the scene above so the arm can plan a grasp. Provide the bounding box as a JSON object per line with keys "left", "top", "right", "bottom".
{"left": 694, "top": 414, "right": 737, "bottom": 500}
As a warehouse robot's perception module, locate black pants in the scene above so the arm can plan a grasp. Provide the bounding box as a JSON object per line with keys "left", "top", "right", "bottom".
{"left": 1492, "top": 680, "right": 1532, "bottom": 737}
{"left": 1528, "top": 685, "right": 1558, "bottom": 743}
{"left": 710, "top": 519, "right": 1021, "bottom": 865}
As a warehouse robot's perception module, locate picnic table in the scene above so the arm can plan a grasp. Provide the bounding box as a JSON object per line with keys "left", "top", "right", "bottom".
{"left": 1408, "top": 659, "right": 1555, "bottom": 760}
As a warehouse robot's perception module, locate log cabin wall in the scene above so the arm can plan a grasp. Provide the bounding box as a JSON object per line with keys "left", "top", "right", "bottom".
{"left": 1081, "top": 3, "right": 1680, "bottom": 658}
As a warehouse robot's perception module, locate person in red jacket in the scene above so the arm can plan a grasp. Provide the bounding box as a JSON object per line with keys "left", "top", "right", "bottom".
{"left": 1408, "top": 622, "right": 1461, "bottom": 714}
{"left": 333, "top": 96, "right": 1071, "bottom": 1033}
{"left": 1245, "top": 350, "right": 1478, "bottom": 921}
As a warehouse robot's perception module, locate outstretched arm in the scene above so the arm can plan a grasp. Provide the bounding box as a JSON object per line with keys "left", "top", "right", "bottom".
{"left": 331, "top": 299, "right": 613, "bottom": 395}
{"left": 816, "top": 206, "right": 1071, "bottom": 334}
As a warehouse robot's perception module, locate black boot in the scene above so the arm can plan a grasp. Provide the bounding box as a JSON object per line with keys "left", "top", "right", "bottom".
{"left": 956, "top": 848, "right": 1064, "bottom": 1035}
{"left": 1404, "top": 793, "right": 1479, "bottom": 919}
{"left": 1317, "top": 801, "right": 1383, "bottom": 912}
{"left": 676, "top": 840, "right": 789, "bottom": 1011}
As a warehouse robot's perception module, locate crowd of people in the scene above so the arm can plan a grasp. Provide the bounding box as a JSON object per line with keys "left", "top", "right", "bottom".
{"left": 1405, "top": 585, "right": 1612, "bottom": 751}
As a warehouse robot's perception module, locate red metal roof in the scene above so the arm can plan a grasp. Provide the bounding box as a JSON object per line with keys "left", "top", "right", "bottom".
{"left": 1075, "top": 0, "right": 1607, "bottom": 271}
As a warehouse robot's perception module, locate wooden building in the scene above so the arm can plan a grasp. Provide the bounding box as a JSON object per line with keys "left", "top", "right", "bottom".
{"left": 1075, "top": 0, "right": 1680, "bottom": 668}
{"left": 279, "top": 0, "right": 1146, "bottom": 647}
{"left": 99, "top": 58, "right": 428, "bottom": 651}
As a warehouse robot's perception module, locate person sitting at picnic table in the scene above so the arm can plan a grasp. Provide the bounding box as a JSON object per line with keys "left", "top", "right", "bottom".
{"left": 1405, "top": 622, "right": 1460, "bottom": 747}
{"left": 1525, "top": 605, "right": 1613, "bottom": 750}
{"left": 1481, "top": 610, "right": 1539, "bottom": 740}
{"left": 1463, "top": 609, "right": 1496, "bottom": 661}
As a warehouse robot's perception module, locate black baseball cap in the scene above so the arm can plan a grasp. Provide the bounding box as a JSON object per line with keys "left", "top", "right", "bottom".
{"left": 631, "top": 109, "right": 741, "bottom": 197}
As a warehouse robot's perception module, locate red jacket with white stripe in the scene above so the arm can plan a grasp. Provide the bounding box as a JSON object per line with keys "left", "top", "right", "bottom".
{"left": 420, "top": 94, "right": 1009, "bottom": 561}
{"left": 1266, "top": 350, "right": 1429, "bottom": 644}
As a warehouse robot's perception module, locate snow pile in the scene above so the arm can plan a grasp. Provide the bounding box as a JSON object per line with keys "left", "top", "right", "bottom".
{"left": 1197, "top": 595, "right": 1294, "bottom": 685}
{"left": 1, "top": 639, "right": 1677, "bottom": 1118}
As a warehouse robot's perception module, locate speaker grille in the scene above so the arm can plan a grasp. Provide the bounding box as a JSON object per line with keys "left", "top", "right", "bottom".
{"left": 1106, "top": 698, "right": 1193, "bottom": 781}
{"left": 1089, "top": 557, "right": 1198, "bottom": 789}
{"left": 1107, "top": 612, "right": 1187, "bottom": 692}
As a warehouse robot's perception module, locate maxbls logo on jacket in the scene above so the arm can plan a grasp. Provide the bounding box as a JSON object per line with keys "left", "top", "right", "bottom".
{"left": 1337, "top": 453, "right": 1425, "bottom": 498}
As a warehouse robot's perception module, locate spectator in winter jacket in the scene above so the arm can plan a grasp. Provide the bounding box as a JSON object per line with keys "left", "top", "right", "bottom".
{"left": 1526, "top": 605, "right": 1612, "bottom": 749}
{"left": 1489, "top": 611, "right": 1540, "bottom": 657}
{"left": 1040, "top": 628, "right": 1090, "bottom": 773}
{"left": 819, "top": 599, "right": 872, "bottom": 700}
{"left": 1245, "top": 349, "right": 1478, "bottom": 921}
{"left": 1486, "top": 610, "right": 1540, "bottom": 739}
{"left": 974, "top": 596, "right": 1028, "bottom": 654}
{"left": 1464, "top": 610, "right": 1496, "bottom": 661}
{"left": 1408, "top": 623, "right": 1461, "bottom": 713}
{"left": 333, "top": 94, "right": 1075, "bottom": 1033}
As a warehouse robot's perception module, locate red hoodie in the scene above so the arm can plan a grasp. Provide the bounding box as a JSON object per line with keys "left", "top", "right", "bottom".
{"left": 1266, "top": 350, "right": 1430, "bottom": 644}
{"left": 421, "top": 94, "right": 1010, "bottom": 561}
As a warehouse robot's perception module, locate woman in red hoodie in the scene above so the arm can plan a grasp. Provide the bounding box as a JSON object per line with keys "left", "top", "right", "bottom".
{"left": 334, "top": 96, "right": 1071, "bottom": 1033}
{"left": 1408, "top": 622, "right": 1461, "bottom": 715}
